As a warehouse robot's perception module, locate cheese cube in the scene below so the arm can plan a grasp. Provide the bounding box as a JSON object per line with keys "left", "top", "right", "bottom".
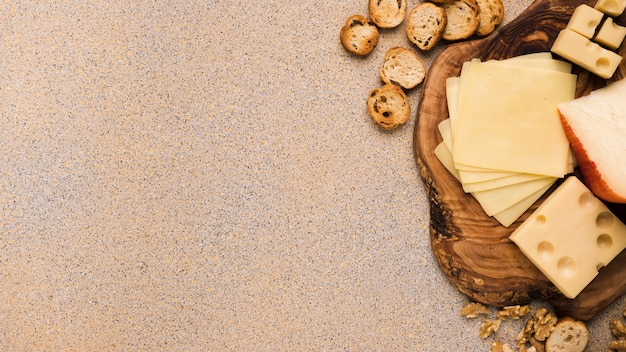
{"left": 567, "top": 4, "right": 604, "bottom": 39}
{"left": 595, "top": 0, "right": 626, "bottom": 17}
{"left": 551, "top": 28, "right": 623, "bottom": 79}
{"left": 509, "top": 177, "right": 626, "bottom": 299}
{"left": 595, "top": 17, "right": 626, "bottom": 49}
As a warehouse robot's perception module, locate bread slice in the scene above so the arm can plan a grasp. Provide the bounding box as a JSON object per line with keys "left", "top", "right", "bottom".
{"left": 340, "top": 15, "right": 380, "bottom": 56}
{"left": 369, "top": 0, "right": 407, "bottom": 28}
{"left": 545, "top": 317, "right": 588, "bottom": 352}
{"left": 475, "top": 0, "right": 504, "bottom": 36}
{"left": 380, "top": 47, "right": 426, "bottom": 89}
{"left": 367, "top": 84, "right": 410, "bottom": 130}
{"left": 558, "top": 78, "right": 626, "bottom": 203}
{"left": 406, "top": 3, "right": 447, "bottom": 51}
{"left": 442, "top": 0, "right": 480, "bottom": 41}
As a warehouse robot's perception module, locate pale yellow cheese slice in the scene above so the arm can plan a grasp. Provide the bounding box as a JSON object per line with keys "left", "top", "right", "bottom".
{"left": 434, "top": 141, "right": 554, "bottom": 227}
{"left": 434, "top": 142, "right": 461, "bottom": 181}
{"left": 456, "top": 148, "right": 575, "bottom": 182}
{"left": 434, "top": 141, "right": 557, "bottom": 217}
{"left": 449, "top": 56, "right": 574, "bottom": 181}
{"left": 462, "top": 173, "right": 551, "bottom": 193}
{"left": 435, "top": 54, "right": 577, "bottom": 227}
{"left": 472, "top": 177, "right": 558, "bottom": 216}
{"left": 437, "top": 119, "right": 454, "bottom": 152}
{"left": 452, "top": 60, "right": 575, "bottom": 177}
{"left": 505, "top": 52, "right": 553, "bottom": 60}
{"left": 445, "top": 76, "right": 460, "bottom": 133}
{"left": 458, "top": 168, "right": 523, "bottom": 183}
{"left": 492, "top": 183, "right": 553, "bottom": 227}
{"left": 494, "top": 57, "right": 573, "bottom": 72}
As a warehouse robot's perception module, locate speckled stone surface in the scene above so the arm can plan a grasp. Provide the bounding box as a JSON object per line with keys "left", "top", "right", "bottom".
{"left": 0, "top": 0, "right": 624, "bottom": 350}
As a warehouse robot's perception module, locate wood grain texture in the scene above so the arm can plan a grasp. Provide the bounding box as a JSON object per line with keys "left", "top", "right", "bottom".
{"left": 414, "top": 0, "right": 626, "bottom": 321}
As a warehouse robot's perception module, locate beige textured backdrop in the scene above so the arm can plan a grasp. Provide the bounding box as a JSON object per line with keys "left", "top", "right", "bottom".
{"left": 0, "top": 0, "right": 623, "bottom": 350}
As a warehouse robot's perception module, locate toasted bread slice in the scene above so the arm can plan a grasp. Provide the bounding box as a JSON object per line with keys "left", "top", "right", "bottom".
{"left": 406, "top": 3, "right": 447, "bottom": 50}
{"left": 340, "top": 15, "right": 380, "bottom": 56}
{"left": 475, "top": 0, "right": 504, "bottom": 36}
{"left": 442, "top": 0, "right": 480, "bottom": 41}
{"left": 545, "top": 317, "right": 588, "bottom": 352}
{"left": 367, "top": 84, "right": 410, "bottom": 130}
{"left": 369, "top": 0, "right": 407, "bottom": 28}
{"left": 380, "top": 47, "right": 426, "bottom": 89}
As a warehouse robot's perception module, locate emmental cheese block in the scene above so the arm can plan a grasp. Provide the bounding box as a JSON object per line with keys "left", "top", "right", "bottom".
{"left": 567, "top": 4, "right": 604, "bottom": 38}
{"left": 595, "top": 0, "right": 626, "bottom": 17}
{"left": 551, "top": 28, "right": 623, "bottom": 79}
{"left": 595, "top": 17, "right": 626, "bottom": 50}
{"left": 510, "top": 177, "right": 626, "bottom": 299}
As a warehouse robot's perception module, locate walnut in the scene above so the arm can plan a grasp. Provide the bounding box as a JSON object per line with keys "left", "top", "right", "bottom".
{"left": 610, "top": 339, "right": 626, "bottom": 351}
{"left": 502, "top": 344, "right": 515, "bottom": 352}
{"left": 611, "top": 319, "right": 626, "bottom": 340}
{"left": 491, "top": 342, "right": 516, "bottom": 352}
{"left": 517, "top": 308, "right": 556, "bottom": 351}
{"left": 517, "top": 319, "right": 535, "bottom": 346}
{"left": 529, "top": 336, "right": 545, "bottom": 352}
{"left": 498, "top": 305, "right": 531, "bottom": 320}
{"left": 461, "top": 302, "right": 489, "bottom": 318}
{"left": 532, "top": 308, "right": 557, "bottom": 341}
{"left": 480, "top": 319, "right": 502, "bottom": 339}
{"left": 491, "top": 341, "right": 504, "bottom": 352}
{"left": 520, "top": 346, "right": 537, "bottom": 352}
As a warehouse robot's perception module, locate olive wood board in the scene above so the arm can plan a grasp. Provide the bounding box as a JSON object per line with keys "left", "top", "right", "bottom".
{"left": 414, "top": 0, "right": 626, "bottom": 321}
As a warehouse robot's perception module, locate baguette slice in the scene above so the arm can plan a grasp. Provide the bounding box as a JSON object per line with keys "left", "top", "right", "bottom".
{"left": 545, "top": 317, "right": 588, "bottom": 352}
{"left": 367, "top": 84, "right": 410, "bottom": 130}
{"left": 475, "top": 0, "right": 504, "bottom": 36}
{"left": 380, "top": 47, "right": 426, "bottom": 89}
{"left": 369, "top": 0, "right": 407, "bottom": 28}
{"left": 442, "top": 0, "right": 480, "bottom": 41}
{"left": 558, "top": 78, "right": 626, "bottom": 203}
{"left": 340, "top": 15, "right": 380, "bottom": 56}
{"left": 406, "top": 3, "right": 447, "bottom": 50}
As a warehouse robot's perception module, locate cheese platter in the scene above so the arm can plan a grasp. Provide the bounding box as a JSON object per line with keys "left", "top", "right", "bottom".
{"left": 414, "top": 0, "right": 626, "bottom": 321}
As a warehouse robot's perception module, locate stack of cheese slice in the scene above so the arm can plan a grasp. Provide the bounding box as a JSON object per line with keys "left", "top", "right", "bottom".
{"left": 434, "top": 53, "right": 578, "bottom": 227}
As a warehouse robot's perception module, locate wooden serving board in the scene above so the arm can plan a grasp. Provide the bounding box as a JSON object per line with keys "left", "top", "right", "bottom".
{"left": 414, "top": 0, "right": 626, "bottom": 321}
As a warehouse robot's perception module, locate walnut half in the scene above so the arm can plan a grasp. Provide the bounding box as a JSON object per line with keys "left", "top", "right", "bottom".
{"left": 491, "top": 342, "right": 515, "bottom": 352}
{"left": 461, "top": 302, "right": 489, "bottom": 318}
{"left": 610, "top": 339, "right": 626, "bottom": 351}
{"left": 480, "top": 319, "right": 502, "bottom": 339}
{"left": 498, "top": 305, "right": 531, "bottom": 320}
{"left": 532, "top": 308, "right": 557, "bottom": 342}
{"left": 516, "top": 308, "right": 557, "bottom": 350}
{"left": 612, "top": 319, "right": 626, "bottom": 340}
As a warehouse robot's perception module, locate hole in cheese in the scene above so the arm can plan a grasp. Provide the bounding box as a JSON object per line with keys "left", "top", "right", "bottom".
{"left": 578, "top": 191, "right": 596, "bottom": 208}
{"left": 537, "top": 241, "right": 555, "bottom": 259}
{"left": 596, "top": 211, "right": 615, "bottom": 228}
{"left": 597, "top": 233, "right": 613, "bottom": 249}
{"left": 536, "top": 214, "right": 547, "bottom": 224}
{"left": 587, "top": 20, "right": 597, "bottom": 30}
{"left": 557, "top": 256, "right": 577, "bottom": 277}
{"left": 596, "top": 57, "right": 612, "bottom": 70}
